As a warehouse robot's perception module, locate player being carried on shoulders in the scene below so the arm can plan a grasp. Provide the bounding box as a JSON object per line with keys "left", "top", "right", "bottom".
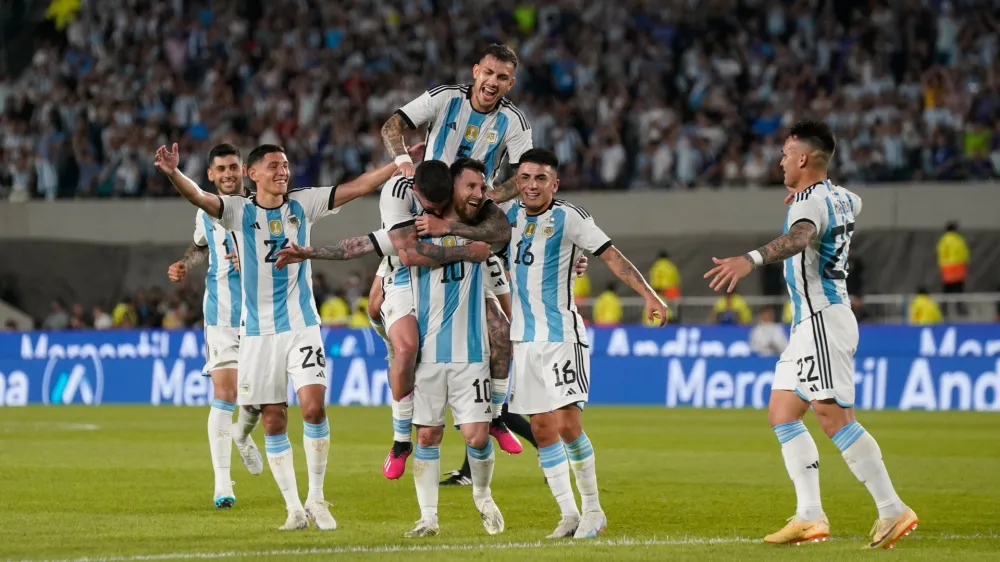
{"left": 165, "top": 143, "right": 264, "bottom": 510}
{"left": 155, "top": 142, "right": 400, "bottom": 531}
{"left": 703, "top": 121, "right": 917, "bottom": 550}
{"left": 496, "top": 148, "right": 668, "bottom": 540}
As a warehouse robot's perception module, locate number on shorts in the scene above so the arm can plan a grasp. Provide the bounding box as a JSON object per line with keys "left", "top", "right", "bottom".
{"left": 300, "top": 345, "right": 326, "bottom": 369}
{"left": 796, "top": 356, "right": 818, "bottom": 383}
{"left": 472, "top": 378, "right": 491, "bottom": 403}
{"left": 264, "top": 238, "right": 290, "bottom": 263}
{"left": 486, "top": 256, "right": 504, "bottom": 277}
{"left": 552, "top": 361, "right": 577, "bottom": 387}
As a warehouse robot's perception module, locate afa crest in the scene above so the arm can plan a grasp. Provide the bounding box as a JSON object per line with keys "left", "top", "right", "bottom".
{"left": 543, "top": 226, "right": 554, "bottom": 237}
{"left": 288, "top": 216, "right": 300, "bottom": 229}
{"left": 268, "top": 220, "right": 283, "bottom": 236}
{"left": 524, "top": 223, "right": 536, "bottom": 239}
{"left": 486, "top": 130, "right": 499, "bottom": 144}
{"left": 464, "top": 125, "right": 480, "bottom": 142}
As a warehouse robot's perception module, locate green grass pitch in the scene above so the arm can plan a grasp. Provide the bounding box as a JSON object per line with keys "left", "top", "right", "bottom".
{"left": 1, "top": 406, "right": 998, "bottom": 561}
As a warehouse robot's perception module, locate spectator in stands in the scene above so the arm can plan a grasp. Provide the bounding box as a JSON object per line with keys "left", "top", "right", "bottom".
{"left": 42, "top": 299, "right": 69, "bottom": 330}
{"left": 573, "top": 268, "right": 591, "bottom": 307}
{"left": 909, "top": 287, "right": 944, "bottom": 325}
{"left": 711, "top": 293, "right": 752, "bottom": 325}
{"left": 92, "top": 305, "right": 112, "bottom": 330}
{"left": 313, "top": 274, "right": 331, "bottom": 308}
{"left": 112, "top": 297, "right": 137, "bottom": 328}
{"left": 344, "top": 271, "right": 364, "bottom": 309}
{"left": 320, "top": 290, "right": 350, "bottom": 326}
{"left": 846, "top": 255, "right": 865, "bottom": 297}
{"left": 851, "top": 295, "right": 872, "bottom": 324}
{"left": 937, "top": 221, "right": 969, "bottom": 318}
{"left": 593, "top": 283, "right": 622, "bottom": 327}
{"left": 349, "top": 297, "right": 370, "bottom": 329}
{"left": 749, "top": 307, "right": 789, "bottom": 356}
{"left": 68, "top": 303, "right": 89, "bottom": 329}
{"left": 3, "top": 320, "right": 17, "bottom": 331}
{"left": 649, "top": 251, "right": 681, "bottom": 301}
{"left": 161, "top": 299, "right": 186, "bottom": 329}
{"left": 782, "top": 301, "right": 793, "bottom": 325}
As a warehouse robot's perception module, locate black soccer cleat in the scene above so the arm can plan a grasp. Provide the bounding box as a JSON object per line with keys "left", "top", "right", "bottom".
{"left": 439, "top": 470, "right": 472, "bottom": 486}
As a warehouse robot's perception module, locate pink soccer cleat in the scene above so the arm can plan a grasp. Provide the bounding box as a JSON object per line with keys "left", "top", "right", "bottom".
{"left": 490, "top": 419, "right": 523, "bottom": 454}
{"left": 383, "top": 441, "right": 412, "bottom": 480}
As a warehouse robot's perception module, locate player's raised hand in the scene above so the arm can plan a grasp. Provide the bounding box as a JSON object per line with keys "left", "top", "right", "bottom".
{"left": 224, "top": 253, "right": 240, "bottom": 273}
{"left": 644, "top": 293, "right": 669, "bottom": 327}
{"left": 274, "top": 242, "right": 312, "bottom": 270}
{"left": 704, "top": 255, "right": 754, "bottom": 293}
{"left": 407, "top": 142, "right": 426, "bottom": 163}
{"left": 415, "top": 214, "right": 450, "bottom": 237}
{"left": 784, "top": 191, "right": 795, "bottom": 205}
{"left": 574, "top": 255, "right": 589, "bottom": 277}
{"left": 167, "top": 260, "right": 187, "bottom": 283}
{"left": 154, "top": 143, "right": 180, "bottom": 175}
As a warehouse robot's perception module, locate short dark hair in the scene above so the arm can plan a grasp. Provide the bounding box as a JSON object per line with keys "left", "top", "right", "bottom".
{"left": 450, "top": 158, "right": 487, "bottom": 180}
{"left": 414, "top": 160, "right": 453, "bottom": 205}
{"left": 481, "top": 44, "right": 518, "bottom": 69}
{"left": 945, "top": 221, "right": 959, "bottom": 232}
{"left": 788, "top": 120, "right": 836, "bottom": 164}
{"left": 207, "top": 143, "right": 240, "bottom": 164}
{"left": 246, "top": 144, "right": 285, "bottom": 168}
{"left": 518, "top": 148, "right": 560, "bottom": 171}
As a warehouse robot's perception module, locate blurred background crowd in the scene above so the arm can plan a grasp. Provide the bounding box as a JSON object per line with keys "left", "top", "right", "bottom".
{"left": 4, "top": 0, "right": 1000, "bottom": 202}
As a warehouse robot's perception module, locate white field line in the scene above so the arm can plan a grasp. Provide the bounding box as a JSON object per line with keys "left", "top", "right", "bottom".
{"left": 13, "top": 532, "right": 1000, "bottom": 562}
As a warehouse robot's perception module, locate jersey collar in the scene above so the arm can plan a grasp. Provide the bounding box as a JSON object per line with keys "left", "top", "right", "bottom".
{"left": 525, "top": 198, "right": 556, "bottom": 217}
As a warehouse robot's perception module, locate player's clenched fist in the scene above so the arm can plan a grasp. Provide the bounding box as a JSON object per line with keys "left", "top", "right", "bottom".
{"left": 167, "top": 260, "right": 187, "bottom": 283}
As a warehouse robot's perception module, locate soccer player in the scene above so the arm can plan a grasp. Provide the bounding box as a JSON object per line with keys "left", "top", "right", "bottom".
{"left": 165, "top": 143, "right": 263, "bottom": 509}
{"left": 154, "top": 142, "right": 400, "bottom": 531}
{"left": 371, "top": 43, "right": 533, "bottom": 473}
{"left": 502, "top": 148, "right": 669, "bottom": 539}
{"left": 703, "top": 121, "right": 917, "bottom": 549}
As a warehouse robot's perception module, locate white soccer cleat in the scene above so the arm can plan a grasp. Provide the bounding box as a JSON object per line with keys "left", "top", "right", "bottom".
{"left": 279, "top": 508, "right": 309, "bottom": 531}
{"left": 404, "top": 517, "right": 440, "bottom": 538}
{"left": 573, "top": 509, "right": 607, "bottom": 539}
{"left": 475, "top": 496, "right": 505, "bottom": 535}
{"left": 546, "top": 515, "right": 580, "bottom": 539}
{"left": 304, "top": 499, "right": 338, "bottom": 531}
{"left": 233, "top": 429, "right": 264, "bottom": 476}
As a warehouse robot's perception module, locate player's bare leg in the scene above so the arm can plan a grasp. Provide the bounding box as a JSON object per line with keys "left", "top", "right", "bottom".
{"left": 530, "top": 411, "right": 581, "bottom": 538}
{"left": 260, "top": 403, "right": 307, "bottom": 530}
{"left": 484, "top": 298, "right": 521, "bottom": 454}
{"left": 207, "top": 368, "right": 238, "bottom": 508}
{"left": 554, "top": 405, "right": 606, "bottom": 539}
{"left": 764, "top": 390, "right": 829, "bottom": 545}
{"left": 384, "top": 315, "right": 419, "bottom": 479}
{"left": 298, "top": 384, "right": 336, "bottom": 530}
{"left": 368, "top": 277, "right": 391, "bottom": 359}
{"left": 460, "top": 421, "right": 504, "bottom": 535}
{"left": 812, "top": 400, "right": 916, "bottom": 549}
{"left": 407, "top": 425, "right": 442, "bottom": 537}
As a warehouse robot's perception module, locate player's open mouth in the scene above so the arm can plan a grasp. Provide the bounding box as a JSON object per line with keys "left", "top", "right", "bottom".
{"left": 481, "top": 85, "right": 498, "bottom": 99}
{"left": 467, "top": 198, "right": 481, "bottom": 208}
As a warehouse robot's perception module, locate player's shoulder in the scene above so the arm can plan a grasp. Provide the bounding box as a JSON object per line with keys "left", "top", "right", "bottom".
{"left": 553, "top": 198, "right": 592, "bottom": 220}
{"left": 426, "top": 83, "right": 470, "bottom": 99}
{"left": 286, "top": 185, "right": 333, "bottom": 203}
{"left": 498, "top": 97, "right": 530, "bottom": 131}
{"left": 381, "top": 175, "right": 414, "bottom": 200}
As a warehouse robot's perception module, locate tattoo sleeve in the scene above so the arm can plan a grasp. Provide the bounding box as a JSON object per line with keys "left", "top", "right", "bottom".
{"left": 412, "top": 240, "right": 482, "bottom": 265}
{"left": 182, "top": 244, "right": 209, "bottom": 269}
{"left": 600, "top": 246, "right": 656, "bottom": 298}
{"left": 754, "top": 221, "right": 816, "bottom": 264}
{"left": 487, "top": 176, "right": 520, "bottom": 204}
{"left": 309, "top": 235, "right": 376, "bottom": 260}
{"left": 445, "top": 205, "right": 512, "bottom": 245}
{"left": 381, "top": 113, "right": 409, "bottom": 158}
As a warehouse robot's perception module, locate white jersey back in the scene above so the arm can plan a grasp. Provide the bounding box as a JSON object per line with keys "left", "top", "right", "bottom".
{"left": 193, "top": 209, "right": 241, "bottom": 328}
{"left": 396, "top": 84, "right": 533, "bottom": 185}
{"left": 504, "top": 200, "right": 612, "bottom": 345}
{"left": 410, "top": 235, "right": 490, "bottom": 364}
{"left": 784, "top": 180, "right": 862, "bottom": 326}
{"left": 376, "top": 176, "right": 425, "bottom": 289}
{"left": 215, "top": 187, "right": 339, "bottom": 336}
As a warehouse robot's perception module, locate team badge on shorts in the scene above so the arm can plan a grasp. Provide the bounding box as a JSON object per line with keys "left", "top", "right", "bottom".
{"left": 486, "top": 130, "right": 499, "bottom": 144}
{"left": 239, "top": 384, "right": 250, "bottom": 396}
{"left": 464, "top": 125, "right": 480, "bottom": 142}
{"left": 268, "top": 220, "right": 283, "bottom": 236}
{"left": 524, "top": 223, "right": 536, "bottom": 238}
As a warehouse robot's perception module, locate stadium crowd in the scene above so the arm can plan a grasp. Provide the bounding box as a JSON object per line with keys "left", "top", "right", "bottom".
{"left": 3, "top": 0, "right": 1000, "bottom": 201}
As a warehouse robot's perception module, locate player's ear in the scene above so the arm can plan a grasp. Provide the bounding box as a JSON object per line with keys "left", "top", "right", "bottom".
{"left": 552, "top": 177, "right": 560, "bottom": 194}
{"left": 472, "top": 62, "right": 480, "bottom": 80}
{"left": 241, "top": 164, "right": 247, "bottom": 177}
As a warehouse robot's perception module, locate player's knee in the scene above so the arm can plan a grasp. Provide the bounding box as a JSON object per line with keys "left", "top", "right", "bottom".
{"left": 392, "top": 331, "right": 419, "bottom": 362}
{"left": 300, "top": 402, "right": 326, "bottom": 425}
{"left": 530, "top": 414, "right": 560, "bottom": 447}
{"left": 261, "top": 405, "right": 288, "bottom": 435}
{"left": 557, "top": 415, "right": 583, "bottom": 443}
{"left": 213, "top": 385, "right": 237, "bottom": 404}
{"left": 464, "top": 429, "right": 489, "bottom": 449}
{"left": 416, "top": 426, "right": 442, "bottom": 447}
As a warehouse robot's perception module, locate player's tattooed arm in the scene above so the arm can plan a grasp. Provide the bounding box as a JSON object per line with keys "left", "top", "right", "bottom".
{"left": 404, "top": 240, "right": 492, "bottom": 267}
{"left": 601, "top": 246, "right": 669, "bottom": 327}
{"left": 182, "top": 244, "right": 209, "bottom": 268}
{"left": 751, "top": 221, "right": 816, "bottom": 265}
{"left": 273, "top": 237, "right": 375, "bottom": 269}
{"left": 381, "top": 113, "right": 409, "bottom": 159}
{"left": 417, "top": 204, "right": 512, "bottom": 246}
{"left": 487, "top": 176, "right": 520, "bottom": 203}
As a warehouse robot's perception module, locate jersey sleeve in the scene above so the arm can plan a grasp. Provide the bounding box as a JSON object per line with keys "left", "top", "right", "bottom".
{"left": 504, "top": 120, "right": 533, "bottom": 166}
{"left": 786, "top": 196, "right": 828, "bottom": 234}
{"left": 848, "top": 191, "right": 863, "bottom": 217}
{"left": 396, "top": 90, "right": 441, "bottom": 130}
{"left": 193, "top": 211, "right": 208, "bottom": 247}
{"left": 213, "top": 195, "right": 245, "bottom": 231}
{"left": 484, "top": 254, "right": 510, "bottom": 295}
{"left": 289, "top": 186, "right": 340, "bottom": 222}
{"left": 368, "top": 229, "right": 397, "bottom": 258}
{"left": 379, "top": 176, "right": 416, "bottom": 229}
{"left": 564, "top": 207, "right": 612, "bottom": 256}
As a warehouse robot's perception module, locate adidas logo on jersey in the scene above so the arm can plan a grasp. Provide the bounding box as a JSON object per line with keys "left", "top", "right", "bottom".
{"left": 494, "top": 280, "right": 504, "bottom": 288}
{"left": 567, "top": 388, "right": 577, "bottom": 395}
{"left": 250, "top": 222, "right": 261, "bottom": 230}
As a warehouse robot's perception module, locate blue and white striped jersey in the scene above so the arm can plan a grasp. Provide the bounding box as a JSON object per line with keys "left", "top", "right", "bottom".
{"left": 215, "top": 186, "right": 339, "bottom": 336}
{"left": 784, "top": 180, "right": 863, "bottom": 326}
{"left": 396, "top": 84, "right": 532, "bottom": 186}
{"left": 504, "top": 200, "right": 612, "bottom": 345}
{"left": 193, "top": 210, "right": 241, "bottom": 328}
{"left": 410, "top": 235, "right": 490, "bottom": 364}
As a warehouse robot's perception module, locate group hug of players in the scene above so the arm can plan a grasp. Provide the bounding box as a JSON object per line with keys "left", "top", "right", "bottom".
{"left": 155, "top": 43, "right": 918, "bottom": 549}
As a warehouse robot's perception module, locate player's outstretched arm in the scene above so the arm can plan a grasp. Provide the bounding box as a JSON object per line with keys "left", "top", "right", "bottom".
{"left": 167, "top": 244, "right": 209, "bottom": 283}
{"left": 600, "top": 246, "right": 668, "bottom": 327}
{"left": 703, "top": 221, "right": 817, "bottom": 293}
{"left": 415, "top": 203, "right": 512, "bottom": 246}
{"left": 153, "top": 143, "right": 222, "bottom": 218}
{"left": 332, "top": 162, "right": 400, "bottom": 208}
{"left": 486, "top": 176, "right": 521, "bottom": 204}
{"left": 273, "top": 237, "right": 376, "bottom": 269}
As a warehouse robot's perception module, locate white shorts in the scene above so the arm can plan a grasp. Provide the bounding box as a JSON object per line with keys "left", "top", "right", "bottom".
{"left": 509, "top": 341, "right": 590, "bottom": 415}
{"left": 413, "top": 362, "right": 492, "bottom": 427}
{"left": 237, "top": 325, "right": 328, "bottom": 406}
{"left": 203, "top": 325, "right": 240, "bottom": 374}
{"left": 773, "top": 305, "right": 859, "bottom": 407}
{"left": 380, "top": 280, "right": 415, "bottom": 332}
